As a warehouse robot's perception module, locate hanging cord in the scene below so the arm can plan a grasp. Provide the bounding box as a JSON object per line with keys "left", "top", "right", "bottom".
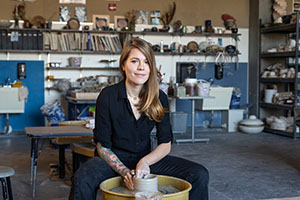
{"left": 201, "top": 55, "right": 207, "bottom": 69}
{"left": 215, "top": 51, "right": 228, "bottom": 67}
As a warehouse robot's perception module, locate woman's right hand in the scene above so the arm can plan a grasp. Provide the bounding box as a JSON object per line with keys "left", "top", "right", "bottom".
{"left": 96, "top": 144, "right": 135, "bottom": 190}
{"left": 123, "top": 169, "right": 135, "bottom": 191}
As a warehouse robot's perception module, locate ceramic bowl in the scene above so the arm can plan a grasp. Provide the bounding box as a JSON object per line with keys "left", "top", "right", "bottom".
{"left": 239, "top": 124, "right": 264, "bottom": 134}
{"left": 225, "top": 45, "right": 236, "bottom": 54}
{"left": 199, "top": 41, "right": 209, "bottom": 52}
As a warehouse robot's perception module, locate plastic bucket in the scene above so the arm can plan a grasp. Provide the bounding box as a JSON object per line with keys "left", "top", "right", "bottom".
{"left": 69, "top": 57, "right": 82, "bottom": 67}
{"left": 264, "top": 89, "right": 277, "bottom": 103}
{"left": 197, "top": 79, "right": 210, "bottom": 97}
{"left": 184, "top": 78, "right": 197, "bottom": 96}
{"left": 170, "top": 112, "right": 188, "bottom": 134}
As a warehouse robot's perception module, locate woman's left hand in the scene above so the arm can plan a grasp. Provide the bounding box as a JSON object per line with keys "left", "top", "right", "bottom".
{"left": 136, "top": 159, "right": 150, "bottom": 178}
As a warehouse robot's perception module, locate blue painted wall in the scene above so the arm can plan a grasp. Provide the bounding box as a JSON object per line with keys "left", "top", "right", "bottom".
{"left": 176, "top": 62, "right": 248, "bottom": 127}
{"left": 0, "top": 60, "right": 44, "bottom": 131}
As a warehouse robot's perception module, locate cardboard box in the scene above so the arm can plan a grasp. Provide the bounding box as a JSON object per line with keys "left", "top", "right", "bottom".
{"left": 70, "top": 91, "right": 99, "bottom": 100}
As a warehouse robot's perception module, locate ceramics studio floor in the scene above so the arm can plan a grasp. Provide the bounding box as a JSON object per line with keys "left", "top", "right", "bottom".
{"left": 1, "top": 129, "right": 300, "bottom": 200}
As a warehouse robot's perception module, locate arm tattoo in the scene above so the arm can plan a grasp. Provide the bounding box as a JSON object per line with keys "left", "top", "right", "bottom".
{"left": 97, "top": 143, "right": 130, "bottom": 176}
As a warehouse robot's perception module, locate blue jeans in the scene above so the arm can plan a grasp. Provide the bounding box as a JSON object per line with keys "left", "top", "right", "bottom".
{"left": 69, "top": 155, "right": 209, "bottom": 200}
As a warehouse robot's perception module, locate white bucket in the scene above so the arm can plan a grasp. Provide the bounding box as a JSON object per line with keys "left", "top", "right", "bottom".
{"left": 184, "top": 78, "right": 197, "bottom": 96}
{"left": 264, "top": 89, "right": 277, "bottom": 103}
{"left": 197, "top": 79, "right": 210, "bottom": 96}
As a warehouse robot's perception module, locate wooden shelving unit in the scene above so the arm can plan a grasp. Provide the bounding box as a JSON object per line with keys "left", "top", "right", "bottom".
{"left": 259, "top": 13, "right": 300, "bottom": 139}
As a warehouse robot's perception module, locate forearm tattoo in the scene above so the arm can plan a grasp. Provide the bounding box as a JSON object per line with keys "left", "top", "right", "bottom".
{"left": 98, "top": 144, "right": 129, "bottom": 176}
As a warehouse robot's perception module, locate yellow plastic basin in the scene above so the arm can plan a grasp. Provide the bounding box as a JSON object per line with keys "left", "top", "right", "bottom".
{"left": 100, "top": 175, "right": 191, "bottom": 200}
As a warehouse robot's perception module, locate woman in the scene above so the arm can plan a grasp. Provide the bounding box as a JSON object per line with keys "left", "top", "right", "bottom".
{"left": 69, "top": 38, "right": 209, "bottom": 200}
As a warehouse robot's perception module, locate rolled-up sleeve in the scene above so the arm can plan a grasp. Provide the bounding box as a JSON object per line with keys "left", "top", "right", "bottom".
{"left": 156, "top": 90, "right": 173, "bottom": 144}
{"left": 93, "top": 88, "right": 112, "bottom": 148}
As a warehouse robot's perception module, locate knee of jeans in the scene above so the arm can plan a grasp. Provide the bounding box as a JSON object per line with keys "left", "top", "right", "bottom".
{"left": 188, "top": 165, "right": 209, "bottom": 186}
{"left": 196, "top": 166, "right": 209, "bottom": 185}
{"left": 73, "top": 165, "right": 93, "bottom": 186}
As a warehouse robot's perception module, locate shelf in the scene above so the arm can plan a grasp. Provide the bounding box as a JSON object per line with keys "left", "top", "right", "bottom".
{"left": 47, "top": 78, "right": 70, "bottom": 81}
{"left": 0, "top": 50, "right": 46, "bottom": 53}
{"left": 260, "top": 102, "right": 296, "bottom": 110}
{"left": 0, "top": 28, "right": 241, "bottom": 38}
{"left": 260, "top": 51, "right": 297, "bottom": 58}
{"left": 0, "top": 49, "right": 240, "bottom": 56}
{"left": 261, "top": 23, "right": 299, "bottom": 34}
{"left": 45, "top": 87, "right": 58, "bottom": 90}
{"left": 0, "top": 28, "right": 241, "bottom": 54}
{"left": 0, "top": 50, "right": 120, "bottom": 54}
{"left": 287, "top": 63, "right": 300, "bottom": 67}
{"left": 65, "top": 96, "right": 96, "bottom": 104}
{"left": 46, "top": 67, "right": 119, "bottom": 70}
{"left": 263, "top": 127, "right": 299, "bottom": 138}
{"left": 154, "top": 52, "right": 240, "bottom": 56}
{"left": 127, "top": 31, "right": 241, "bottom": 37}
{"left": 260, "top": 78, "right": 295, "bottom": 83}
{"left": 259, "top": 16, "right": 300, "bottom": 139}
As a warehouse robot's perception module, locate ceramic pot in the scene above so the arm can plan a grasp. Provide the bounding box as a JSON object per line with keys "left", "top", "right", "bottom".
{"left": 133, "top": 174, "right": 158, "bottom": 193}
{"left": 239, "top": 125, "right": 264, "bottom": 134}
{"left": 239, "top": 115, "right": 264, "bottom": 134}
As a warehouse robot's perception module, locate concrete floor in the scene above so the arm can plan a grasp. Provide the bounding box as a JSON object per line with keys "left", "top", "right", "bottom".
{"left": 1, "top": 130, "right": 300, "bottom": 200}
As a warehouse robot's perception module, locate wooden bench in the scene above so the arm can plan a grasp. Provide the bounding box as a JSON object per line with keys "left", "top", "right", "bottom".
{"left": 52, "top": 121, "right": 93, "bottom": 178}
{"left": 70, "top": 143, "right": 95, "bottom": 174}
{"left": 55, "top": 136, "right": 93, "bottom": 179}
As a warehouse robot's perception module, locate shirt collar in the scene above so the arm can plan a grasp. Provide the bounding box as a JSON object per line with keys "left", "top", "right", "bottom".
{"left": 117, "top": 79, "right": 127, "bottom": 100}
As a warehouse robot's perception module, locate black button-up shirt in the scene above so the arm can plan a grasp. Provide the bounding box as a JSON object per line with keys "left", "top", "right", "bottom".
{"left": 93, "top": 80, "right": 173, "bottom": 162}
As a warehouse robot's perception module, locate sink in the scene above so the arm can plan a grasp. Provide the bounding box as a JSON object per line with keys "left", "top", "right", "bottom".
{"left": 0, "top": 87, "right": 25, "bottom": 113}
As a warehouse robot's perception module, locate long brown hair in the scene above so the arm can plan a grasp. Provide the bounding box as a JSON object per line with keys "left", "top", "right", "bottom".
{"left": 119, "top": 37, "right": 165, "bottom": 122}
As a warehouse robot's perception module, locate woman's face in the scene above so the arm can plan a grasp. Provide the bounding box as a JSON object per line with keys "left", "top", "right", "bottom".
{"left": 123, "top": 48, "right": 150, "bottom": 87}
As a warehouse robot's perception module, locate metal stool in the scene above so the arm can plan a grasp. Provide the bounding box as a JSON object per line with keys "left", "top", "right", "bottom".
{"left": 0, "top": 166, "right": 15, "bottom": 200}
